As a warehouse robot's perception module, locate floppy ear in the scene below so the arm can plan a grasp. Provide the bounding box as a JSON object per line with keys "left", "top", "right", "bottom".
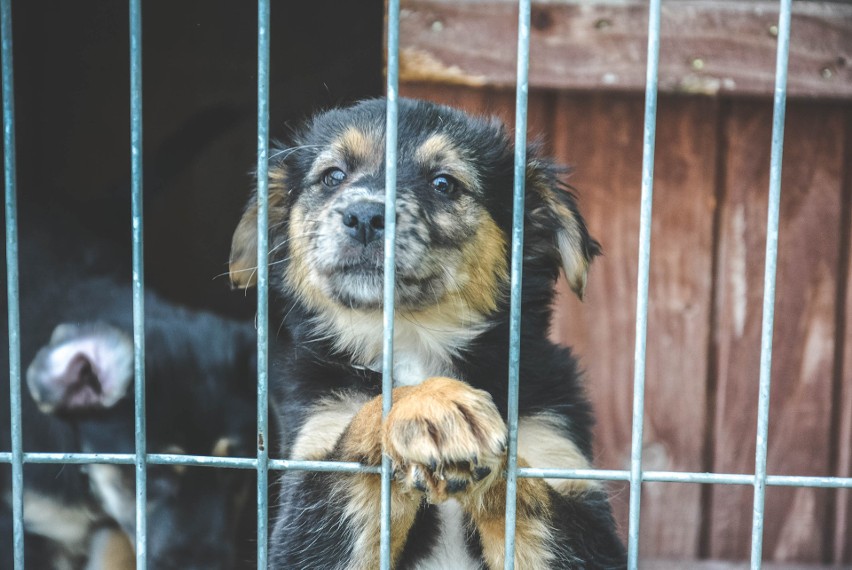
{"left": 525, "top": 159, "right": 601, "bottom": 300}
{"left": 26, "top": 322, "right": 134, "bottom": 414}
{"left": 229, "top": 166, "right": 290, "bottom": 289}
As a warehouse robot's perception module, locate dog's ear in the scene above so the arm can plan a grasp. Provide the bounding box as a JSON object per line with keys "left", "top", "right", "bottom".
{"left": 525, "top": 159, "right": 601, "bottom": 300}
{"left": 26, "top": 322, "right": 134, "bottom": 414}
{"left": 229, "top": 167, "right": 289, "bottom": 289}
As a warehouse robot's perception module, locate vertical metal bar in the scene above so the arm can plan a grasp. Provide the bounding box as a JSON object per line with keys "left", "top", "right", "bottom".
{"left": 380, "top": 0, "right": 400, "bottom": 567}
{"left": 255, "top": 1, "right": 271, "bottom": 568}
{"left": 627, "top": 0, "right": 662, "bottom": 566}
{"left": 503, "top": 1, "right": 531, "bottom": 568}
{"left": 750, "top": 1, "right": 791, "bottom": 567}
{"left": 1, "top": 0, "right": 24, "bottom": 567}
{"left": 128, "top": 1, "right": 147, "bottom": 567}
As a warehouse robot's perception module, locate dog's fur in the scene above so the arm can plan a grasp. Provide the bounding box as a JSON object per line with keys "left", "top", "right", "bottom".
{"left": 1, "top": 215, "right": 258, "bottom": 570}
{"left": 230, "top": 98, "right": 626, "bottom": 569}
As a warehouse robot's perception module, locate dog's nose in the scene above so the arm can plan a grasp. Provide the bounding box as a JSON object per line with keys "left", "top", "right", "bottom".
{"left": 342, "top": 201, "right": 384, "bottom": 245}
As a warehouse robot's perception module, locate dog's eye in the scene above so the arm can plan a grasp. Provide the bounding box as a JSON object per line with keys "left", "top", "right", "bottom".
{"left": 322, "top": 168, "right": 347, "bottom": 188}
{"left": 431, "top": 175, "right": 457, "bottom": 195}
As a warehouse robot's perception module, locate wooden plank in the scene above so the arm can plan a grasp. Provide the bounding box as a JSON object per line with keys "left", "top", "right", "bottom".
{"left": 834, "top": 109, "right": 852, "bottom": 564}
{"left": 709, "top": 100, "right": 846, "bottom": 561}
{"left": 549, "top": 93, "right": 719, "bottom": 558}
{"left": 399, "top": 0, "right": 852, "bottom": 99}
{"left": 645, "top": 561, "right": 852, "bottom": 570}
{"left": 399, "top": 84, "right": 554, "bottom": 152}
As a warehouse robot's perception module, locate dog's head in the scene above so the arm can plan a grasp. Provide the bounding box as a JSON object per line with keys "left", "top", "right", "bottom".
{"left": 230, "top": 97, "right": 599, "bottom": 327}
{"left": 25, "top": 319, "right": 256, "bottom": 569}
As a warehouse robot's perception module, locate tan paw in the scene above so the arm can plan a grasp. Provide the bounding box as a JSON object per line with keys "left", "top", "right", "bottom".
{"left": 383, "top": 377, "right": 507, "bottom": 503}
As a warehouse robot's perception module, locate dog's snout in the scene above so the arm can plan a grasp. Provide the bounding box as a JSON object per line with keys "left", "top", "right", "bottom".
{"left": 342, "top": 201, "right": 384, "bottom": 245}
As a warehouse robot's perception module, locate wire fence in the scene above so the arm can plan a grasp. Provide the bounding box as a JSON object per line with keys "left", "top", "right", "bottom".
{"left": 4, "top": 0, "right": 852, "bottom": 569}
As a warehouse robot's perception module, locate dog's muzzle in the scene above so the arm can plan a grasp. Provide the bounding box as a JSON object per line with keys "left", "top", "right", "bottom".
{"left": 342, "top": 200, "right": 384, "bottom": 246}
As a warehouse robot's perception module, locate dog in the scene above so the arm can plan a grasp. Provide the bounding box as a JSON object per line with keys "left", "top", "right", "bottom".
{"left": 229, "top": 97, "right": 626, "bottom": 569}
{"left": 1, "top": 215, "right": 258, "bottom": 570}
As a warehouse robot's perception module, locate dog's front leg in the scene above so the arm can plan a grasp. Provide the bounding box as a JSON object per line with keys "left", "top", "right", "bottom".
{"left": 271, "top": 389, "right": 424, "bottom": 570}
{"left": 380, "top": 378, "right": 558, "bottom": 569}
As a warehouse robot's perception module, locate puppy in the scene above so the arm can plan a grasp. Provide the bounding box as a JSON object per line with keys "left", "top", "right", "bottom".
{"left": 230, "top": 98, "right": 626, "bottom": 569}
{"left": 1, "top": 216, "right": 258, "bottom": 570}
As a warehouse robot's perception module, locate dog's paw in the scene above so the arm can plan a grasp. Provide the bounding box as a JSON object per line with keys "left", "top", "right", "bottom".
{"left": 383, "top": 377, "right": 507, "bottom": 503}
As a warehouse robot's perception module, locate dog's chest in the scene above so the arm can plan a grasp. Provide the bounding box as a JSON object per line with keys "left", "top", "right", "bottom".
{"left": 388, "top": 351, "right": 454, "bottom": 387}
{"left": 414, "top": 501, "right": 481, "bottom": 570}
{"left": 324, "top": 306, "right": 488, "bottom": 386}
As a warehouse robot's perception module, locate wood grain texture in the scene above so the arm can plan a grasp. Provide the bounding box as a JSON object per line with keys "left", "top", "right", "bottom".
{"left": 399, "top": 0, "right": 852, "bottom": 98}
{"left": 709, "top": 100, "right": 845, "bottom": 562}
{"left": 549, "top": 93, "right": 719, "bottom": 559}
{"left": 833, "top": 108, "right": 852, "bottom": 565}
{"left": 399, "top": 82, "right": 852, "bottom": 562}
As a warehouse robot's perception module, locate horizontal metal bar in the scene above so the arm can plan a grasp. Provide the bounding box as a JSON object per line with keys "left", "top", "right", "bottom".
{"left": 6, "top": 451, "right": 849, "bottom": 489}
{"left": 518, "top": 468, "right": 631, "bottom": 482}
{"left": 517, "top": 468, "right": 852, "bottom": 489}
{"left": 0, "top": 452, "right": 381, "bottom": 473}
{"left": 268, "top": 459, "right": 382, "bottom": 474}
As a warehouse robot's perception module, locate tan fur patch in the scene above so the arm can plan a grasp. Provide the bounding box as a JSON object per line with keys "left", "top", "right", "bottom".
{"left": 333, "top": 126, "right": 382, "bottom": 173}
{"left": 211, "top": 438, "right": 233, "bottom": 458}
{"left": 518, "top": 413, "right": 598, "bottom": 495}
{"left": 527, "top": 164, "right": 592, "bottom": 300}
{"left": 456, "top": 215, "right": 508, "bottom": 315}
{"left": 21, "top": 490, "right": 100, "bottom": 553}
{"left": 161, "top": 445, "right": 188, "bottom": 475}
{"left": 332, "top": 387, "right": 424, "bottom": 568}
{"left": 415, "top": 134, "right": 480, "bottom": 191}
{"left": 228, "top": 165, "right": 289, "bottom": 289}
{"left": 85, "top": 527, "right": 135, "bottom": 570}
{"left": 291, "top": 393, "right": 370, "bottom": 460}
{"left": 86, "top": 465, "right": 135, "bottom": 539}
{"left": 463, "top": 458, "right": 556, "bottom": 570}
{"left": 337, "top": 473, "right": 420, "bottom": 570}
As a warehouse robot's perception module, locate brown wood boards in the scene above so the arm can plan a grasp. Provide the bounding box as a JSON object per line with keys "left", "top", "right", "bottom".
{"left": 399, "top": 0, "right": 852, "bottom": 99}
{"left": 709, "top": 100, "right": 845, "bottom": 562}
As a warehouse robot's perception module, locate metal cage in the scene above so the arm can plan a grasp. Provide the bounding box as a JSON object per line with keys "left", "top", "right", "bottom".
{"left": 4, "top": 0, "right": 851, "bottom": 569}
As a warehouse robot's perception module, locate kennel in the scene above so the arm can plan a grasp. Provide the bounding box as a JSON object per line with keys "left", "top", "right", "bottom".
{"left": 3, "top": 0, "right": 852, "bottom": 568}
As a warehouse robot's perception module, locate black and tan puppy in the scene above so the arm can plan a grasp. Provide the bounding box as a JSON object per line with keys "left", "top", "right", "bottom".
{"left": 230, "top": 98, "right": 626, "bottom": 568}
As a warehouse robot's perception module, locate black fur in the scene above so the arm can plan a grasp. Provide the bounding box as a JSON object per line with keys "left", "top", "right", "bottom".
{"left": 0, "top": 212, "right": 258, "bottom": 570}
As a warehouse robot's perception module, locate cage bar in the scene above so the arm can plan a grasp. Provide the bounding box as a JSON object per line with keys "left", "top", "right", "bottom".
{"left": 128, "top": 0, "right": 147, "bottom": 566}
{"left": 6, "top": 448, "right": 851, "bottom": 489}
{"left": 502, "top": 0, "right": 532, "bottom": 568}
{"left": 626, "top": 0, "right": 662, "bottom": 566}
{"left": 380, "top": 0, "right": 401, "bottom": 568}
{"left": 0, "top": 1, "right": 823, "bottom": 568}
{"left": 750, "top": 0, "right": 792, "bottom": 567}
{"left": 255, "top": 1, "right": 272, "bottom": 567}
{"left": 2, "top": 0, "right": 24, "bottom": 566}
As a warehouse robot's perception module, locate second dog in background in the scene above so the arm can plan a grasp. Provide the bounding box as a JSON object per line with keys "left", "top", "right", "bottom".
{"left": 0, "top": 214, "right": 258, "bottom": 570}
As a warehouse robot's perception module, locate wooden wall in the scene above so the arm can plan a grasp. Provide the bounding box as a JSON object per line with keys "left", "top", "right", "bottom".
{"left": 400, "top": 82, "right": 852, "bottom": 565}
